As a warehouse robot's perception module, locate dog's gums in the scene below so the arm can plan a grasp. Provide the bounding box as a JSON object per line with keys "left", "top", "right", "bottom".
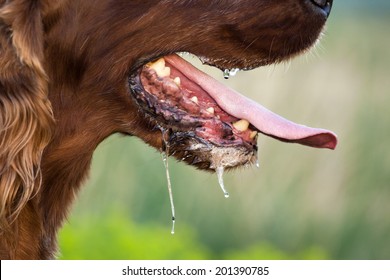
{"left": 129, "top": 54, "right": 337, "bottom": 171}
{"left": 130, "top": 56, "right": 258, "bottom": 170}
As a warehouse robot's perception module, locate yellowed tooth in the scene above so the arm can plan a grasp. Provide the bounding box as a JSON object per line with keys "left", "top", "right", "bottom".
{"left": 148, "top": 58, "right": 171, "bottom": 77}
{"left": 206, "top": 107, "right": 215, "bottom": 114}
{"left": 148, "top": 58, "right": 165, "bottom": 72}
{"left": 190, "top": 96, "right": 198, "bottom": 104}
{"left": 233, "top": 119, "right": 250, "bottom": 132}
{"left": 161, "top": 66, "right": 171, "bottom": 77}
{"left": 250, "top": 131, "right": 258, "bottom": 139}
{"left": 173, "top": 77, "right": 181, "bottom": 86}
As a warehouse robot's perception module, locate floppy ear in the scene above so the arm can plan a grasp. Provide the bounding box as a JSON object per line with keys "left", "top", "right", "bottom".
{"left": 0, "top": 0, "right": 54, "bottom": 229}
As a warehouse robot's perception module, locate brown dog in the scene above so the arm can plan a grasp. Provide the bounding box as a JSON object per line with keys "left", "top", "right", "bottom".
{"left": 0, "top": 0, "right": 336, "bottom": 259}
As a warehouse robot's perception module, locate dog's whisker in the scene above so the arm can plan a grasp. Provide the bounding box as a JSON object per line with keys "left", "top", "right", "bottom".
{"left": 281, "top": 59, "right": 292, "bottom": 74}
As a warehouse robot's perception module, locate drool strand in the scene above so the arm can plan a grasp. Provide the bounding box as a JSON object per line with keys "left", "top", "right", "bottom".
{"left": 161, "top": 128, "right": 176, "bottom": 234}
{"left": 216, "top": 166, "right": 230, "bottom": 198}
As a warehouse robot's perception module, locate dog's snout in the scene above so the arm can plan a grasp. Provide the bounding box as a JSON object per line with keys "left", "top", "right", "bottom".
{"left": 310, "top": 0, "right": 333, "bottom": 16}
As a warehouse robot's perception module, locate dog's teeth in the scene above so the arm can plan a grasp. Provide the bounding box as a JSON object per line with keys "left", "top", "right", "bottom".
{"left": 173, "top": 77, "right": 181, "bottom": 86}
{"left": 148, "top": 58, "right": 171, "bottom": 77}
{"left": 161, "top": 66, "right": 171, "bottom": 77}
{"left": 206, "top": 107, "right": 215, "bottom": 114}
{"left": 148, "top": 57, "right": 165, "bottom": 70}
{"left": 233, "top": 119, "right": 249, "bottom": 132}
{"left": 249, "top": 131, "right": 258, "bottom": 139}
{"left": 190, "top": 96, "right": 198, "bottom": 104}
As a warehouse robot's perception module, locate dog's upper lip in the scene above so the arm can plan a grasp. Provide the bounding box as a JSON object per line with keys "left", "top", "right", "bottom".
{"left": 165, "top": 54, "right": 338, "bottom": 150}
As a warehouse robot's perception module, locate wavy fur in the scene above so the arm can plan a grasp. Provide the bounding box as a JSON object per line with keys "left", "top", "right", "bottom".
{"left": 0, "top": 0, "right": 54, "bottom": 231}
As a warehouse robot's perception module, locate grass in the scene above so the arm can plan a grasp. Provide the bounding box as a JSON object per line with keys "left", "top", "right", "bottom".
{"left": 59, "top": 13, "right": 390, "bottom": 260}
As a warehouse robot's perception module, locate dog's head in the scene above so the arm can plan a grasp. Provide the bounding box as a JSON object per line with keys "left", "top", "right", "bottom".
{"left": 59, "top": 0, "right": 335, "bottom": 170}
{"left": 0, "top": 0, "right": 336, "bottom": 228}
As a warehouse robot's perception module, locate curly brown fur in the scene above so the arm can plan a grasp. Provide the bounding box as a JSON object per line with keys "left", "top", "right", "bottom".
{"left": 0, "top": 0, "right": 54, "bottom": 258}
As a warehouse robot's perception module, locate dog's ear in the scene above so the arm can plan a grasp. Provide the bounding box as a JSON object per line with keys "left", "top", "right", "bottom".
{"left": 0, "top": 0, "right": 54, "bottom": 229}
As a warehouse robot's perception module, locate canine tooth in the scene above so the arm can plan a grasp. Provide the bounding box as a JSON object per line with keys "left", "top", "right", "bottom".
{"left": 190, "top": 96, "right": 198, "bottom": 104}
{"left": 250, "top": 131, "right": 258, "bottom": 139}
{"left": 173, "top": 77, "right": 181, "bottom": 86}
{"left": 206, "top": 107, "right": 215, "bottom": 114}
{"left": 233, "top": 119, "right": 249, "bottom": 132}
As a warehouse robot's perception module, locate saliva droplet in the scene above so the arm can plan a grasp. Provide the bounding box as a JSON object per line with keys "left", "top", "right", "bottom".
{"left": 229, "top": 68, "right": 239, "bottom": 77}
{"left": 223, "top": 69, "right": 230, "bottom": 79}
{"left": 223, "top": 68, "right": 240, "bottom": 79}
{"left": 254, "top": 149, "right": 260, "bottom": 169}
{"left": 216, "top": 166, "right": 230, "bottom": 198}
{"left": 171, "top": 217, "right": 175, "bottom": 235}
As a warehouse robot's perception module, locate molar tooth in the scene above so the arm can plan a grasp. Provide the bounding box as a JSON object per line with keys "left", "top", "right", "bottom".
{"left": 250, "top": 131, "right": 258, "bottom": 139}
{"left": 190, "top": 96, "right": 198, "bottom": 104}
{"left": 206, "top": 107, "right": 215, "bottom": 114}
{"left": 233, "top": 119, "right": 249, "bottom": 132}
{"left": 173, "top": 77, "right": 181, "bottom": 86}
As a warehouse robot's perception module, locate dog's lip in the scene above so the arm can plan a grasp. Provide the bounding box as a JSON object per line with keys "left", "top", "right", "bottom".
{"left": 165, "top": 54, "right": 338, "bottom": 150}
{"left": 130, "top": 57, "right": 258, "bottom": 148}
{"left": 128, "top": 58, "right": 259, "bottom": 170}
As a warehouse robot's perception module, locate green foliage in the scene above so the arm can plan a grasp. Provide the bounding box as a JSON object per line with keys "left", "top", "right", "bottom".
{"left": 59, "top": 213, "right": 210, "bottom": 260}
{"left": 225, "top": 243, "right": 328, "bottom": 260}
{"left": 59, "top": 214, "right": 327, "bottom": 260}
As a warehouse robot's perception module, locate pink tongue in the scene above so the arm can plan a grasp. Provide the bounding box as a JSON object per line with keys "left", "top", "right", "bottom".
{"left": 165, "top": 55, "right": 337, "bottom": 149}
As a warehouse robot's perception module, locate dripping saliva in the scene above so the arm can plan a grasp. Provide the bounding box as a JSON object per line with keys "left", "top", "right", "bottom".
{"left": 255, "top": 151, "right": 260, "bottom": 169}
{"left": 160, "top": 128, "right": 176, "bottom": 234}
{"left": 223, "top": 68, "right": 240, "bottom": 79}
{"left": 216, "top": 166, "right": 230, "bottom": 198}
{"left": 223, "top": 69, "right": 230, "bottom": 79}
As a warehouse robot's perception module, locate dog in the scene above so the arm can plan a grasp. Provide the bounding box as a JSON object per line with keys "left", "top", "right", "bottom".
{"left": 0, "top": 0, "right": 336, "bottom": 259}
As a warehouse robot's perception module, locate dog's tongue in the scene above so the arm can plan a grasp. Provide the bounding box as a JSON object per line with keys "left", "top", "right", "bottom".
{"left": 166, "top": 55, "right": 337, "bottom": 149}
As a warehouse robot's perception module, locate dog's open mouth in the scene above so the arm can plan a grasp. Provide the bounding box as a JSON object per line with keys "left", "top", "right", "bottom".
{"left": 129, "top": 54, "right": 337, "bottom": 170}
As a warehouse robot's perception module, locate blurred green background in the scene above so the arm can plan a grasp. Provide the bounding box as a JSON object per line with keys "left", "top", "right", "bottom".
{"left": 58, "top": 1, "right": 390, "bottom": 260}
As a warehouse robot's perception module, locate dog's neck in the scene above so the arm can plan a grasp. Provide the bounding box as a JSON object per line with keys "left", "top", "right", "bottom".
{"left": 41, "top": 131, "right": 101, "bottom": 256}
{"left": 3, "top": 112, "right": 111, "bottom": 259}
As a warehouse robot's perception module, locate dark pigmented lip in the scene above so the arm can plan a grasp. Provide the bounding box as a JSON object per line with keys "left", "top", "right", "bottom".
{"left": 128, "top": 59, "right": 259, "bottom": 171}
